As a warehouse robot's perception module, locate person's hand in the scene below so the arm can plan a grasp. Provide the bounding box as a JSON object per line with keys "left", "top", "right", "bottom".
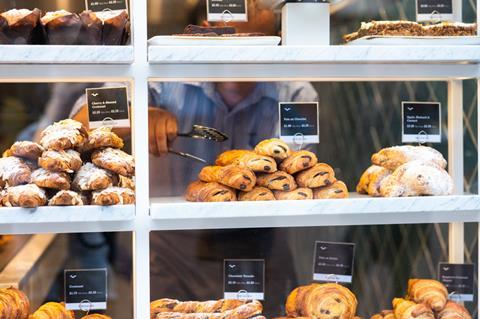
{"left": 148, "top": 107, "right": 178, "bottom": 157}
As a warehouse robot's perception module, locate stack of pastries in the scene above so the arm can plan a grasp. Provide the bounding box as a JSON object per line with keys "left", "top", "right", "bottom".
{"left": 357, "top": 146, "right": 454, "bottom": 197}
{"left": 185, "top": 138, "right": 349, "bottom": 202}
{"left": 0, "top": 119, "right": 135, "bottom": 208}
{"left": 150, "top": 298, "right": 265, "bottom": 319}
{"left": 371, "top": 279, "right": 471, "bottom": 319}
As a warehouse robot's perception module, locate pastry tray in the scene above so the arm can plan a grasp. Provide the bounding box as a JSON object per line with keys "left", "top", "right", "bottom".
{"left": 148, "top": 35, "right": 281, "bottom": 46}
{"left": 347, "top": 35, "right": 480, "bottom": 45}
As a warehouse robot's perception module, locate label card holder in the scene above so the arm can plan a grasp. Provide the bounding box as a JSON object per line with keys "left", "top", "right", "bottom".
{"left": 224, "top": 259, "right": 265, "bottom": 300}
{"left": 279, "top": 102, "right": 320, "bottom": 145}
{"left": 402, "top": 101, "right": 441, "bottom": 144}
{"left": 207, "top": 0, "right": 248, "bottom": 22}
{"left": 416, "top": 0, "right": 454, "bottom": 22}
{"left": 312, "top": 241, "right": 355, "bottom": 284}
{"left": 64, "top": 268, "right": 108, "bottom": 311}
{"left": 86, "top": 86, "right": 130, "bottom": 129}
{"left": 438, "top": 262, "right": 475, "bottom": 302}
{"left": 85, "top": 0, "right": 128, "bottom": 13}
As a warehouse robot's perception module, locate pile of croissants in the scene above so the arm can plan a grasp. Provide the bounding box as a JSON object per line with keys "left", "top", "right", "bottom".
{"left": 0, "top": 287, "right": 111, "bottom": 319}
{"left": 185, "top": 139, "right": 349, "bottom": 202}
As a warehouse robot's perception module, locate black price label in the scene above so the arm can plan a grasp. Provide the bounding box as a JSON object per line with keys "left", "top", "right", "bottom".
{"left": 402, "top": 102, "right": 441, "bottom": 143}
{"left": 64, "top": 269, "right": 107, "bottom": 311}
{"left": 85, "top": 0, "right": 128, "bottom": 12}
{"left": 279, "top": 102, "right": 319, "bottom": 144}
{"left": 313, "top": 241, "right": 355, "bottom": 283}
{"left": 224, "top": 259, "right": 265, "bottom": 300}
{"left": 438, "top": 263, "right": 475, "bottom": 302}
{"left": 416, "top": 0, "right": 453, "bottom": 21}
{"left": 207, "top": 0, "right": 248, "bottom": 22}
{"left": 86, "top": 86, "right": 130, "bottom": 129}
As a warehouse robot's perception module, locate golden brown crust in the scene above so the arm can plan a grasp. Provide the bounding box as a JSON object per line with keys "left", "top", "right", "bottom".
{"left": 49, "top": 190, "right": 84, "bottom": 206}
{"left": 151, "top": 299, "right": 180, "bottom": 319}
{"left": 81, "top": 314, "right": 113, "bottom": 319}
{"left": 73, "top": 163, "right": 115, "bottom": 191}
{"left": 313, "top": 181, "right": 349, "bottom": 199}
{"left": 296, "top": 163, "right": 336, "bottom": 188}
{"left": 356, "top": 165, "right": 391, "bottom": 196}
{"left": 238, "top": 187, "right": 275, "bottom": 201}
{"left": 118, "top": 175, "right": 135, "bottom": 190}
{"left": 371, "top": 146, "right": 447, "bottom": 171}
{"left": 199, "top": 165, "right": 256, "bottom": 191}
{"left": 81, "top": 127, "right": 124, "bottom": 152}
{"left": 0, "top": 287, "right": 29, "bottom": 319}
{"left": 9, "top": 141, "right": 44, "bottom": 160}
{"left": 274, "top": 188, "right": 313, "bottom": 200}
{"left": 437, "top": 301, "right": 472, "bottom": 319}
{"left": 2, "top": 184, "right": 47, "bottom": 208}
{"left": 31, "top": 168, "right": 70, "bottom": 190}
{"left": 0, "top": 156, "right": 32, "bottom": 187}
{"left": 254, "top": 138, "right": 291, "bottom": 161}
{"left": 92, "top": 147, "right": 135, "bottom": 177}
{"left": 92, "top": 187, "right": 135, "bottom": 206}
{"left": 280, "top": 150, "right": 318, "bottom": 174}
{"left": 406, "top": 279, "right": 448, "bottom": 312}
{"left": 185, "top": 181, "right": 237, "bottom": 202}
{"left": 38, "top": 149, "right": 82, "bottom": 173}
{"left": 256, "top": 171, "right": 297, "bottom": 191}
{"left": 30, "top": 302, "right": 75, "bottom": 319}
{"left": 215, "top": 150, "right": 277, "bottom": 173}
{"left": 393, "top": 298, "right": 434, "bottom": 319}
{"left": 40, "top": 119, "right": 88, "bottom": 151}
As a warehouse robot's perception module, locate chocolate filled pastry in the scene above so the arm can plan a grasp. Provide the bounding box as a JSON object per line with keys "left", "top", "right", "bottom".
{"left": 0, "top": 156, "right": 32, "bottom": 187}
{"left": 238, "top": 186, "right": 275, "bottom": 201}
{"left": 92, "top": 147, "right": 135, "bottom": 177}
{"left": 2, "top": 184, "right": 47, "bottom": 208}
{"left": 280, "top": 150, "right": 318, "bottom": 174}
{"left": 296, "top": 163, "right": 336, "bottom": 188}
{"left": 30, "top": 302, "right": 75, "bottom": 319}
{"left": 92, "top": 186, "right": 135, "bottom": 206}
{"left": 81, "top": 126, "right": 124, "bottom": 151}
{"left": 313, "top": 181, "right": 349, "bottom": 199}
{"left": 199, "top": 165, "right": 256, "bottom": 191}
{"left": 0, "top": 287, "right": 30, "bottom": 319}
{"left": 1, "top": 9, "right": 42, "bottom": 44}
{"left": 185, "top": 181, "right": 236, "bottom": 202}
{"left": 437, "top": 301, "right": 472, "bottom": 319}
{"left": 78, "top": 11, "right": 102, "bottom": 45}
{"left": 184, "top": 24, "right": 236, "bottom": 35}
{"left": 118, "top": 175, "right": 135, "bottom": 190}
{"left": 255, "top": 138, "right": 291, "bottom": 161}
{"left": 96, "top": 10, "right": 129, "bottom": 45}
{"left": 371, "top": 145, "right": 447, "bottom": 171}
{"left": 40, "top": 119, "right": 88, "bottom": 151}
{"left": 393, "top": 298, "right": 434, "bottom": 319}
{"left": 49, "top": 190, "right": 84, "bottom": 206}
{"left": 38, "top": 149, "right": 82, "bottom": 173}
{"left": 406, "top": 279, "right": 448, "bottom": 312}
{"left": 41, "top": 10, "right": 82, "bottom": 45}
{"left": 31, "top": 168, "right": 70, "bottom": 190}
{"left": 256, "top": 171, "right": 297, "bottom": 191}
{"left": 274, "top": 188, "right": 313, "bottom": 200}
{"left": 216, "top": 150, "right": 277, "bottom": 173}
{"left": 73, "top": 162, "right": 115, "bottom": 191}
{"left": 356, "top": 165, "right": 391, "bottom": 197}
{"left": 9, "top": 141, "right": 44, "bottom": 160}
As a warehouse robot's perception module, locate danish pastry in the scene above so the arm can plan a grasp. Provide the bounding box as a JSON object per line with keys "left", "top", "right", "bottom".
{"left": 49, "top": 190, "right": 84, "bottom": 206}
{"left": 296, "top": 163, "right": 336, "bottom": 188}
{"left": 0, "top": 156, "right": 32, "bottom": 187}
{"left": 406, "top": 279, "right": 448, "bottom": 312}
{"left": 9, "top": 141, "right": 44, "bottom": 160}
{"left": 38, "top": 149, "right": 82, "bottom": 173}
{"left": 199, "top": 165, "right": 256, "bottom": 191}
{"left": 371, "top": 310, "right": 395, "bottom": 319}
{"left": 30, "top": 302, "right": 75, "bottom": 319}
{"left": 256, "top": 171, "right": 297, "bottom": 191}
{"left": 313, "top": 181, "right": 349, "bottom": 199}
{"left": 356, "top": 165, "right": 391, "bottom": 197}
{"left": 73, "top": 163, "right": 115, "bottom": 191}
{"left": 0, "top": 287, "right": 30, "bottom": 319}
{"left": 372, "top": 145, "right": 447, "bottom": 171}
{"left": 185, "top": 181, "right": 237, "bottom": 202}
{"left": 216, "top": 150, "right": 277, "bottom": 173}
{"left": 280, "top": 150, "right": 318, "bottom": 174}
{"left": 274, "top": 188, "right": 313, "bottom": 200}
{"left": 437, "top": 301, "right": 472, "bottom": 319}
{"left": 238, "top": 186, "right": 275, "bottom": 201}
{"left": 2, "top": 184, "right": 47, "bottom": 208}
{"left": 92, "top": 187, "right": 135, "bottom": 206}
{"left": 393, "top": 298, "right": 434, "bottom": 319}
{"left": 40, "top": 119, "right": 88, "bottom": 151}
{"left": 81, "top": 126, "right": 124, "bottom": 152}
{"left": 255, "top": 138, "right": 291, "bottom": 161}
{"left": 92, "top": 147, "right": 135, "bottom": 177}
{"left": 31, "top": 168, "right": 70, "bottom": 190}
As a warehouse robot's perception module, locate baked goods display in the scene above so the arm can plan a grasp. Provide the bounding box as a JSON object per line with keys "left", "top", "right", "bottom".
{"left": 0, "top": 120, "right": 135, "bottom": 208}
{"left": 186, "top": 138, "right": 349, "bottom": 202}
{"left": 0, "top": 8, "right": 130, "bottom": 45}
{"left": 0, "top": 287, "right": 30, "bottom": 319}
{"left": 357, "top": 146, "right": 453, "bottom": 197}
{"left": 344, "top": 21, "right": 477, "bottom": 42}
{"left": 176, "top": 24, "right": 265, "bottom": 37}
{"left": 81, "top": 315, "right": 112, "bottom": 319}
{"left": 30, "top": 302, "right": 75, "bottom": 319}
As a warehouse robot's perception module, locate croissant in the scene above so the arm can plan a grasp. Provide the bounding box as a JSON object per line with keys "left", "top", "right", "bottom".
{"left": 238, "top": 187, "right": 275, "bottom": 201}
{"left": 280, "top": 150, "right": 318, "bottom": 174}
{"left": 30, "top": 302, "right": 75, "bottom": 319}
{"left": 0, "top": 287, "right": 30, "bottom": 319}
{"left": 313, "top": 181, "right": 349, "bottom": 199}
{"left": 256, "top": 171, "right": 297, "bottom": 191}
{"left": 254, "top": 138, "right": 291, "bottom": 161}
{"left": 274, "top": 188, "right": 313, "bottom": 200}
{"left": 40, "top": 119, "right": 88, "bottom": 151}
{"left": 437, "top": 301, "right": 472, "bottom": 319}
{"left": 92, "top": 187, "right": 135, "bottom": 206}
{"left": 371, "top": 311, "right": 394, "bottom": 319}
{"left": 31, "top": 168, "right": 71, "bottom": 190}
{"left": 38, "top": 149, "right": 82, "bottom": 173}
{"left": 199, "top": 165, "right": 256, "bottom": 191}
{"left": 81, "top": 315, "right": 112, "bottom": 319}
{"left": 185, "top": 181, "right": 237, "bottom": 202}
{"left": 92, "top": 147, "right": 135, "bottom": 177}
{"left": 296, "top": 163, "right": 336, "bottom": 188}
{"left": 3, "top": 184, "right": 47, "bottom": 208}
{"left": 393, "top": 298, "right": 434, "bottom": 319}
{"left": 49, "top": 190, "right": 84, "bottom": 206}
{"left": 9, "top": 141, "right": 44, "bottom": 160}
{"left": 406, "top": 279, "right": 448, "bottom": 312}
{"left": 215, "top": 150, "right": 277, "bottom": 173}
{"left": 81, "top": 126, "right": 124, "bottom": 152}
{"left": 0, "top": 156, "right": 32, "bottom": 187}
{"left": 372, "top": 145, "right": 447, "bottom": 171}
{"left": 356, "top": 165, "right": 391, "bottom": 197}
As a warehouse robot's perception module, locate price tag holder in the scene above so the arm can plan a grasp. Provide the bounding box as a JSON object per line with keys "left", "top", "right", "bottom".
{"left": 86, "top": 86, "right": 130, "bottom": 129}
{"left": 279, "top": 102, "right": 319, "bottom": 144}
{"left": 64, "top": 268, "right": 108, "bottom": 311}
{"left": 85, "top": 0, "right": 128, "bottom": 12}
{"left": 416, "top": 0, "right": 454, "bottom": 22}
{"left": 313, "top": 241, "right": 355, "bottom": 283}
{"left": 207, "top": 0, "right": 248, "bottom": 22}
{"left": 438, "top": 263, "right": 475, "bottom": 302}
{"left": 224, "top": 259, "right": 265, "bottom": 300}
{"left": 402, "top": 101, "right": 441, "bottom": 144}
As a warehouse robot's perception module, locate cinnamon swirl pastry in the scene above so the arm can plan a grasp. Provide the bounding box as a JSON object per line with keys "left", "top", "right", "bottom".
{"left": 280, "top": 150, "right": 318, "bottom": 174}
{"left": 199, "top": 165, "right": 256, "bottom": 191}
{"left": 296, "top": 163, "right": 336, "bottom": 188}
{"left": 38, "top": 149, "right": 82, "bottom": 173}
{"left": 256, "top": 171, "right": 297, "bottom": 191}
{"left": 313, "top": 181, "right": 349, "bottom": 199}
{"left": 255, "top": 138, "right": 291, "bottom": 161}
{"left": 185, "top": 181, "right": 237, "bottom": 202}
{"left": 238, "top": 187, "right": 275, "bottom": 201}
{"left": 215, "top": 150, "right": 277, "bottom": 173}
{"left": 274, "top": 188, "right": 313, "bottom": 200}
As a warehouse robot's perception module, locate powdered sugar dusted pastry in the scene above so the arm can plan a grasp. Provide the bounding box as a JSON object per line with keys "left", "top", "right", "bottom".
{"left": 92, "top": 187, "right": 135, "bottom": 206}
{"left": 238, "top": 187, "right": 275, "bottom": 201}
{"left": 256, "top": 171, "right": 297, "bottom": 191}
{"left": 3, "top": 184, "right": 47, "bottom": 208}
{"left": 81, "top": 126, "right": 124, "bottom": 152}
{"left": 0, "top": 156, "right": 32, "bottom": 187}
{"left": 9, "top": 141, "right": 44, "bottom": 160}
{"left": 118, "top": 175, "right": 135, "bottom": 190}
{"left": 38, "top": 149, "right": 82, "bottom": 173}
{"left": 185, "top": 181, "right": 237, "bottom": 202}
{"left": 280, "top": 150, "right": 318, "bottom": 174}
{"left": 313, "top": 181, "right": 349, "bottom": 199}
{"left": 92, "top": 147, "right": 135, "bottom": 177}
{"left": 356, "top": 165, "right": 391, "bottom": 197}
{"left": 296, "top": 163, "right": 336, "bottom": 188}
{"left": 371, "top": 145, "right": 447, "bottom": 171}
{"left": 73, "top": 163, "right": 115, "bottom": 191}
{"left": 31, "top": 168, "right": 70, "bottom": 190}
{"left": 274, "top": 188, "right": 313, "bottom": 200}
{"left": 40, "top": 119, "right": 88, "bottom": 151}
{"left": 49, "top": 190, "right": 83, "bottom": 206}
{"left": 254, "top": 138, "right": 291, "bottom": 161}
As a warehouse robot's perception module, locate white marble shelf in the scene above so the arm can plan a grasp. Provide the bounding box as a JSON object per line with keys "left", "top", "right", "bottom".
{"left": 150, "top": 194, "right": 480, "bottom": 230}
{"left": 0, "top": 45, "right": 134, "bottom": 64}
{"left": 148, "top": 45, "right": 480, "bottom": 64}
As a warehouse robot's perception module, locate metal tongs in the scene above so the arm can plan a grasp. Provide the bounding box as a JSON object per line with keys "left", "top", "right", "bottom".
{"left": 169, "top": 125, "right": 229, "bottom": 163}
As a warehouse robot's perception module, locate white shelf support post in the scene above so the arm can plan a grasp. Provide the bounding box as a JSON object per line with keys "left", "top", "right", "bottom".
{"left": 453, "top": 0, "right": 462, "bottom": 22}
{"left": 448, "top": 80, "right": 465, "bottom": 263}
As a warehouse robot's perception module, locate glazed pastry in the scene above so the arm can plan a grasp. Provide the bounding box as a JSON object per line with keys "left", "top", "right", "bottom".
{"left": 313, "top": 181, "right": 349, "bottom": 199}
{"left": 256, "top": 171, "right": 297, "bottom": 191}
{"left": 238, "top": 186, "right": 275, "bottom": 201}
{"left": 81, "top": 315, "right": 112, "bottom": 319}
{"left": 0, "top": 287, "right": 30, "bottom": 319}
{"left": 3, "top": 184, "right": 47, "bottom": 208}
{"left": 356, "top": 165, "right": 391, "bottom": 197}
{"left": 118, "top": 175, "right": 135, "bottom": 190}
{"left": 393, "top": 298, "right": 434, "bottom": 319}
{"left": 0, "top": 9, "right": 42, "bottom": 44}
{"left": 38, "top": 149, "right": 82, "bottom": 173}
{"left": 49, "top": 190, "right": 84, "bottom": 206}
{"left": 406, "top": 279, "right": 448, "bottom": 312}
{"left": 92, "top": 147, "right": 135, "bottom": 177}
{"left": 92, "top": 187, "right": 135, "bottom": 206}
{"left": 274, "top": 188, "right": 313, "bottom": 200}
{"left": 380, "top": 161, "right": 454, "bottom": 197}
{"left": 96, "top": 10, "right": 129, "bottom": 45}
{"left": 371, "top": 310, "right": 395, "bottom": 319}
{"left": 73, "top": 163, "right": 115, "bottom": 191}
{"left": 371, "top": 145, "right": 447, "bottom": 171}
{"left": 280, "top": 150, "right": 318, "bottom": 174}
{"left": 215, "top": 150, "right": 277, "bottom": 173}
{"left": 9, "top": 141, "right": 44, "bottom": 160}
{"left": 255, "top": 138, "right": 291, "bottom": 161}
{"left": 81, "top": 126, "right": 124, "bottom": 152}
{"left": 40, "top": 119, "right": 88, "bottom": 151}
{"left": 437, "top": 301, "right": 472, "bottom": 319}
{"left": 185, "top": 181, "right": 236, "bottom": 202}
{"left": 296, "top": 163, "right": 336, "bottom": 188}
{"left": 78, "top": 10, "right": 102, "bottom": 45}
{"left": 0, "top": 156, "right": 32, "bottom": 186}
{"left": 199, "top": 165, "right": 256, "bottom": 191}
{"left": 30, "top": 302, "right": 75, "bottom": 319}
{"left": 31, "top": 168, "right": 70, "bottom": 190}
